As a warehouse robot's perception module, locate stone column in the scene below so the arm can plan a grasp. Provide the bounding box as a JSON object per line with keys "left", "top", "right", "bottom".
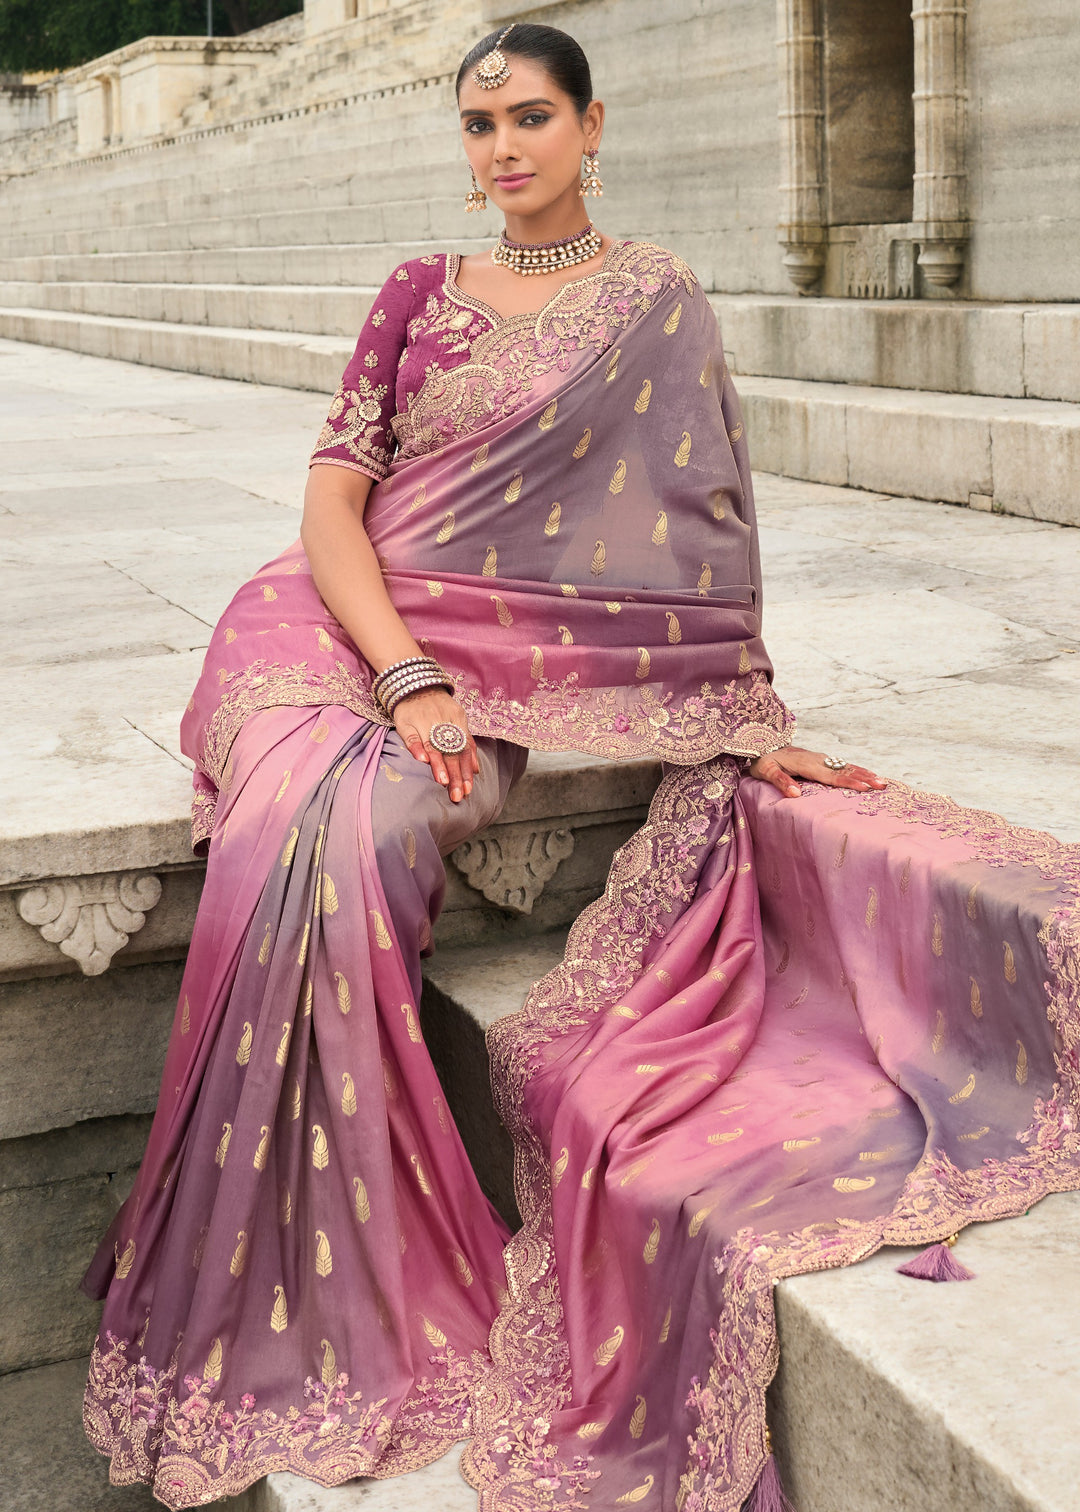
{"left": 776, "top": 0, "right": 827, "bottom": 292}
{"left": 912, "top": 0, "right": 969, "bottom": 286}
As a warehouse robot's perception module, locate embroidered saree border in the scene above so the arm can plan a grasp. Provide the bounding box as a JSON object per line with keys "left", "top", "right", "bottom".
{"left": 467, "top": 773, "right": 1080, "bottom": 1512}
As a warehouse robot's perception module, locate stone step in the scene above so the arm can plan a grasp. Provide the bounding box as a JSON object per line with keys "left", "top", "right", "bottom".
{"left": 0, "top": 279, "right": 376, "bottom": 338}
{"left": 713, "top": 293, "right": 1080, "bottom": 405}
{"left": 413, "top": 933, "right": 1080, "bottom": 1512}
{"left": 738, "top": 372, "right": 1080, "bottom": 528}
{"left": 0, "top": 240, "right": 473, "bottom": 287}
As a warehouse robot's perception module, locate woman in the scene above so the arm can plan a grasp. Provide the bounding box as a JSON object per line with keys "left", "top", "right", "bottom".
{"left": 82, "top": 22, "right": 1080, "bottom": 1512}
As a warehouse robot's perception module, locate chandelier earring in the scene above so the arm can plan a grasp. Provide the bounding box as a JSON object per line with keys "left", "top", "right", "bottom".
{"left": 465, "top": 166, "right": 487, "bottom": 213}
{"left": 579, "top": 147, "right": 603, "bottom": 198}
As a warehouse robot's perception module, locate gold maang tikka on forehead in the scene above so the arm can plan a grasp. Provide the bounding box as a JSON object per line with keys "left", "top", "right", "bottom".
{"left": 472, "top": 23, "right": 516, "bottom": 89}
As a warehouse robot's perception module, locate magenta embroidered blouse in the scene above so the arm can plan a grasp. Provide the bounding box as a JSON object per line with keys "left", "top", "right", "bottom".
{"left": 309, "top": 244, "right": 630, "bottom": 482}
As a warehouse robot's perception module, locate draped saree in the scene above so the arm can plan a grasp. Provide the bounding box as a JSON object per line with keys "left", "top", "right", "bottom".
{"left": 82, "top": 239, "right": 1080, "bottom": 1510}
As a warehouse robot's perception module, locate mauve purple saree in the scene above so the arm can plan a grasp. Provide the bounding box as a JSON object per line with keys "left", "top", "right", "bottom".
{"left": 81, "top": 241, "right": 1080, "bottom": 1510}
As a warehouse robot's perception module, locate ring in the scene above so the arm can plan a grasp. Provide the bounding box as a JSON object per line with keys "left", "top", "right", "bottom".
{"left": 823, "top": 755, "right": 849, "bottom": 771}
{"left": 429, "top": 721, "right": 468, "bottom": 756}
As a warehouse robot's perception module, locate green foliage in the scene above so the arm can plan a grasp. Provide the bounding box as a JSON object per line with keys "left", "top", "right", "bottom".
{"left": 0, "top": 0, "right": 302, "bottom": 74}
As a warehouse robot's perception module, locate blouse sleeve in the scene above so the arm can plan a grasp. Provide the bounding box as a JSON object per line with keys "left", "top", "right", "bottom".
{"left": 308, "top": 261, "right": 417, "bottom": 482}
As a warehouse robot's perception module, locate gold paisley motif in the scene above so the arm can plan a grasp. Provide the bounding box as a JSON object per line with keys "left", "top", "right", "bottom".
{"left": 1015, "top": 1040, "right": 1028, "bottom": 1085}
{"left": 229, "top": 1230, "right": 248, "bottom": 1278}
{"left": 423, "top": 1317, "right": 448, "bottom": 1348}
{"left": 663, "top": 302, "right": 683, "bottom": 334}
{"left": 370, "top": 910, "right": 393, "bottom": 950}
{"left": 605, "top": 348, "right": 621, "bottom": 381}
{"left": 552, "top": 1147, "right": 570, "bottom": 1186}
{"left": 215, "top": 1122, "right": 232, "bottom": 1168}
{"left": 253, "top": 1125, "right": 271, "bottom": 1171}
{"left": 482, "top": 544, "right": 498, "bottom": 577}
{"left": 504, "top": 473, "right": 523, "bottom": 504}
{"left": 311, "top": 1124, "right": 329, "bottom": 1171}
{"left": 236, "top": 1021, "right": 253, "bottom": 1066}
{"left": 636, "top": 647, "right": 651, "bottom": 680}
{"left": 411, "top": 1153, "right": 434, "bottom": 1196}
{"left": 203, "top": 1338, "right": 223, "bottom": 1382}
{"left": 666, "top": 611, "right": 682, "bottom": 644}
{"left": 573, "top": 428, "right": 592, "bottom": 459}
{"left": 738, "top": 643, "right": 752, "bottom": 675}
{"left": 659, "top": 1302, "right": 672, "bottom": 1342}
{"left": 310, "top": 719, "right": 330, "bottom": 745}
{"left": 530, "top": 646, "right": 545, "bottom": 681}
{"left": 274, "top": 1021, "right": 291, "bottom": 1068}
{"left": 261, "top": 585, "right": 278, "bottom": 602}
{"left": 538, "top": 399, "right": 558, "bottom": 430}
{"left": 630, "top": 1395, "right": 647, "bottom": 1439}
{"left": 279, "top": 1186, "right": 292, "bottom": 1226}
{"left": 180, "top": 996, "right": 190, "bottom": 1035}
{"left": 257, "top": 923, "right": 272, "bottom": 966}
{"left": 114, "top": 1238, "right": 136, "bottom": 1279}
{"left": 620, "top": 1155, "right": 654, "bottom": 1186}
{"left": 617, "top": 1476, "right": 655, "bottom": 1504}
{"left": 966, "top": 884, "right": 979, "bottom": 920}
{"left": 643, "top": 1219, "right": 661, "bottom": 1265}
{"left": 271, "top": 1285, "right": 288, "bottom": 1332}
{"left": 297, "top": 921, "right": 310, "bottom": 967}
{"left": 561, "top": 582, "right": 579, "bottom": 596}
{"left": 353, "top": 1177, "right": 371, "bottom": 1222}
{"left": 409, "top": 483, "right": 426, "bottom": 511}
{"left": 931, "top": 915, "right": 944, "bottom": 957}
{"left": 224, "top": 627, "right": 237, "bottom": 643}
{"left": 331, "top": 971, "right": 351, "bottom": 1016}
{"left": 700, "top": 356, "right": 713, "bottom": 387}
{"left": 322, "top": 873, "right": 339, "bottom": 915}
{"left": 728, "top": 421, "right": 743, "bottom": 442}
{"left": 958, "top": 1127, "right": 990, "bottom": 1142}
{"left": 281, "top": 827, "right": 299, "bottom": 867}
{"left": 783, "top": 1136, "right": 820, "bottom": 1151}
{"left": 315, "top": 1230, "right": 333, "bottom": 1278}
{"left": 557, "top": 624, "right": 575, "bottom": 646}
{"left": 590, "top": 540, "right": 607, "bottom": 577}
{"left": 674, "top": 431, "right": 691, "bottom": 468}
{"left": 405, "top": 828, "right": 416, "bottom": 869}
{"left": 320, "top": 1339, "right": 336, "bottom": 1388}
{"left": 491, "top": 594, "right": 514, "bottom": 627}
{"left": 401, "top": 1001, "right": 422, "bottom": 1043}
{"left": 426, "top": 579, "right": 444, "bottom": 597}
{"left": 707, "top": 1127, "right": 744, "bottom": 1145}
{"left": 1003, "top": 941, "right": 1017, "bottom": 983}
{"left": 970, "top": 978, "right": 983, "bottom": 1018}
{"left": 594, "top": 1324, "right": 625, "bottom": 1367}
{"left": 435, "top": 511, "right": 455, "bottom": 544}
{"left": 688, "top": 1205, "right": 714, "bottom": 1238}
{"left": 452, "top": 1251, "right": 474, "bottom": 1287}
{"left": 949, "top": 1072, "right": 976, "bottom": 1103}
{"left": 544, "top": 501, "right": 561, "bottom": 537}
{"left": 833, "top": 1175, "right": 876, "bottom": 1193}
{"left": 931, "top": 1010, "right": 946, "bottom": 1053}
{"left": 834, "top": 835, "right": 849, "bottom": 870}
{"left": 470, "top": 442, "right": 489, "bottom": 471}
{"left": 652, "top": 510, "right": 669, "bottom": 546}
{"left": 316, "top": 626, "right": 333, "bottom": 654}
{"left": 578, "top": 1421, "right": 607, "bottom": 1441}
{"left": 865, "top": 886, "right": 879, "bottom": 928}
{"left": 712, "top": 491, "right": 726, "bottom": 521}
{"left": 609, "top": 459, "right": 627, "bottom": 494}
{"left": 341, "top": 1072, "right": 357, "bottom": 1116}
{"left": 697, "top": 562, "right": 712, "bottom": 595}
{"left": 634, "top": 379, "right": 652, "bottom": 413}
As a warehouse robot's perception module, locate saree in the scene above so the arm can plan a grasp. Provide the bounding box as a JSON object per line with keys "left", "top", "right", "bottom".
{"left": 81, "top": 240, "right": 1080, "bottom": 1510}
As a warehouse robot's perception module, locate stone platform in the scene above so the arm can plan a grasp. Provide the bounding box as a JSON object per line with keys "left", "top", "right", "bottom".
{"left": 2, "top": 337, "right": 1079, "bottom": 1511}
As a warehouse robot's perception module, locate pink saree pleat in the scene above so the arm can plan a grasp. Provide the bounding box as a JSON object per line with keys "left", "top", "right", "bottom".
{"left": 83, "top": 706, "right": 524, "bottom": 1503}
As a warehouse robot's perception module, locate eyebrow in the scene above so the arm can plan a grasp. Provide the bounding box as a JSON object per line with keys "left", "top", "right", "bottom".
{"left": 459, "top": 98, "right": 556, "bottom": 118}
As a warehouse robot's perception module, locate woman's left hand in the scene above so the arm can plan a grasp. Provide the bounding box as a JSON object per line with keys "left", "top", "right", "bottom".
{"left": 747, "top": 745, "right": 888, "bottom": 799}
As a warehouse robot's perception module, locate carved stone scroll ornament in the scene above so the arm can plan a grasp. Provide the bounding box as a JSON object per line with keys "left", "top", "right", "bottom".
{"left": 17, "top": 871, "right": 162, "bottom": 975}
{"left": 451, "top": 825, "right": 575, "bottom": 916}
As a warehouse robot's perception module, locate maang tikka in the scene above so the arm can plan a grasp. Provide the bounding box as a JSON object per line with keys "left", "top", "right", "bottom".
{"left": 472, "top": 23, "right": 516, "bottom": 89}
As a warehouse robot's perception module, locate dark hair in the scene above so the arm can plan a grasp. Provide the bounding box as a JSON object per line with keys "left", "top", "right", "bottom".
{"left": 455, "top": 23, "right": 593, "bottom": 118}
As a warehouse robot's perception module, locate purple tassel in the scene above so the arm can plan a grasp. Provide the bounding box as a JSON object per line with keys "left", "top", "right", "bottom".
{"left": 896, "top": 1233, "right": 975, "bottom": 1282}
{"left": 745, "top": 1445, "right": 797, "bottom": 1512}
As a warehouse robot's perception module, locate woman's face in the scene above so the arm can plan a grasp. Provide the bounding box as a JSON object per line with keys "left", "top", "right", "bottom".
{"left": 458, "top": 54, "right": 602, "bottom": 216}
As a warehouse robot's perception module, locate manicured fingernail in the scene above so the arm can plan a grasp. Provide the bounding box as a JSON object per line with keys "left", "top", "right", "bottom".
{"left": 451, "top": 787, "right": 461, "bottom": 801}
{"left": 464, "top": 782, "right": 472, "bottom": 794}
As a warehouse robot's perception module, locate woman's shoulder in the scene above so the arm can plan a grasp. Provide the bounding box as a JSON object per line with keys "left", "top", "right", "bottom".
{"left": 612, "top": 237, "right": 700, "bottom": 294}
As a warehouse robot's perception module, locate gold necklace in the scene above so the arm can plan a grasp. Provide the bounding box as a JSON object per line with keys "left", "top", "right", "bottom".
{"left": 491, "top": 223, "right": 603, "bottom": 277}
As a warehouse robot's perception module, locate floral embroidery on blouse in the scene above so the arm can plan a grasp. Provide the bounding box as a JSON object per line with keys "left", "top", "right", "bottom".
{"left": 311, "top": 374, "right": 392, "bottom": 477}
{"left": 371, "top": 309, "right": 387, "bottom": 326}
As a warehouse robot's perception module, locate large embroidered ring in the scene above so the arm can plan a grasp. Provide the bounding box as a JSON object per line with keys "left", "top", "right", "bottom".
{"left": 429, "top": 721, "right": 469, "bottom": 756}
{"left": 823, "top": 754, "right": 849, "bottom": 771}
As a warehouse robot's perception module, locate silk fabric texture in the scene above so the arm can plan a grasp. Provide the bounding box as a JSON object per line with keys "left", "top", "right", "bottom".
{"left": 81, "top": 242, "right": 1080, "bottom": 1510}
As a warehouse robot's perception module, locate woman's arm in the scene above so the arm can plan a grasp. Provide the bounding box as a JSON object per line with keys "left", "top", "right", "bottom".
{"left": 301, "top": 462, "right": 480, "bottom": 803}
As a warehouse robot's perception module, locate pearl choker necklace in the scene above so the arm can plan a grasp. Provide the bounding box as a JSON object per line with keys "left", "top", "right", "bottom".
{"left": 491, "top": 223, "right": 603, "bottom": 277}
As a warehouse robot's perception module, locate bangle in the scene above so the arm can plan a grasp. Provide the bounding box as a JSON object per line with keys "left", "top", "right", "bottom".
{"left": 371, "top": 655, "right": 439, "bottom": 703}
{"left": 374, "top": 655, "right": 454, "bottom": 715}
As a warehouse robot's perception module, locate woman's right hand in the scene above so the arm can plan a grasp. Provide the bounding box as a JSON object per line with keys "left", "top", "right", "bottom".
{"left": 392, "top": 689, "right": 479, "bottom": 803}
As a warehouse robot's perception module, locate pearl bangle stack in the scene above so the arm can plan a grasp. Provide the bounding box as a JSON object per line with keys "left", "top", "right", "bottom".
{"left": 372, "top": 656, "right": 454, "bottom": 716}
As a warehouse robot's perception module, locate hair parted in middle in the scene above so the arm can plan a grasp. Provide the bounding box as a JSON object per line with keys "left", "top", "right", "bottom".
{"left": 455, "top": 22, "right": 594, "bottom": 118}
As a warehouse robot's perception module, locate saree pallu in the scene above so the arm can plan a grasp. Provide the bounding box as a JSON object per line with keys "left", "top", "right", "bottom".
{"left": 82, "top": 239, "right": 1080, "bottom": 1509}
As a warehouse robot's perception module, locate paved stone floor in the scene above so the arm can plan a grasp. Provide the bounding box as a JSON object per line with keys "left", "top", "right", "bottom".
{"left": 3, "top": 336, "right": 1080, "bottom": 1510}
